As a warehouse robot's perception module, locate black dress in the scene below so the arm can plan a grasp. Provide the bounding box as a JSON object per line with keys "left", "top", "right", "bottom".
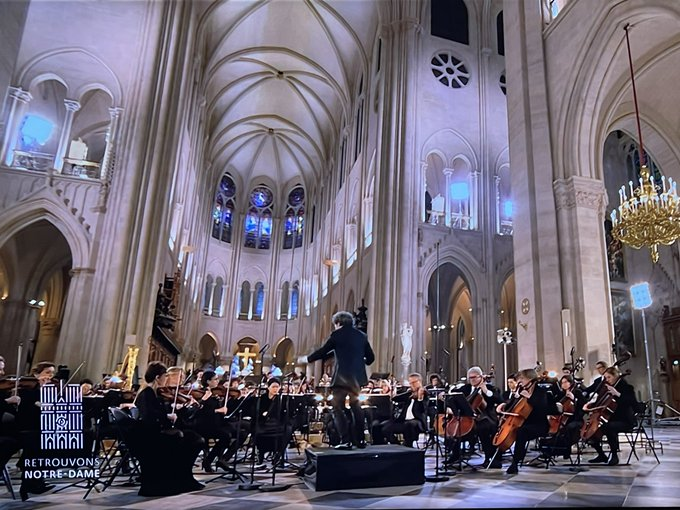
{"left": 132, "top": 386, "right": 205, "bottom": 496}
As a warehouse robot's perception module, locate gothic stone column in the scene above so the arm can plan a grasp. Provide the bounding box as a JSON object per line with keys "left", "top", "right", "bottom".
{"left": 554, "top": 176, "right": 612, "bottom": 371}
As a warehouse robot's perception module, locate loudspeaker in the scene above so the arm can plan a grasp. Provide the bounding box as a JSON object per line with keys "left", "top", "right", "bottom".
{"left": 303, "top": 444, "right": 424, "bottom": 491}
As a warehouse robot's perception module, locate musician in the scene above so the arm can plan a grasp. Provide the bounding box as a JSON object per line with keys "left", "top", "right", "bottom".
{"left": 299, "top": 310, "right": 375, "bottom": 450}
{"left": 0, "top": 355, "right": 21, "bottom": 483}
{"left": 14, "top": 361, "right": 57, "bottom": 500}
{"left": 444, "top": 366, "right": 503, "bottom": 468}
{"left": 381, "top": 373, "right": 429, "bottom": 448}
{"left": 134, "top": 361, "right": 205, "bottom": 496}
{"left": 252, "top": 377, "right": 292, "bottom": 468}
{"left": 496, "top": 368, "right": 551, "bottom": 474}
{"left": 583, "top": 366, "right": 637, "bottom": 466}
{"left": 426, "top": 374, "right": 445, "bottom": 390}
{"left": 194, "top": 370, "right": 232, "bottom": 472}
{"left": 501, "top": 373, "right": 518, "bottom": 402}
{"left": 543, "top": 374, "right": 586, "bottom": 455}
{"left": 584, "top": 360, "right": 608, "bottom": 396}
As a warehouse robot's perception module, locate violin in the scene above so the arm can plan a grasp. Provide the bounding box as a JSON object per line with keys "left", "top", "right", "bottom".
{"left": 157, "top": 385, "right": 193, "bottom": 405}
{"left": 0, "top": 376, "right": 40, "bottom": 392}
{"left": 493, "top": 379, "right": 536, "bottom": 451}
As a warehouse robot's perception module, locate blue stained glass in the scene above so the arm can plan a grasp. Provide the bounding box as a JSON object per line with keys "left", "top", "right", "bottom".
{"left": 288, "top": 186, "right": 305, "bottom": 207}
{"left": 251, "top": 186, "right": 273, "bottom": 207}
{"left": 285, "top": 215, "right": 295, "bottom": 234}
{"left": 260, "top": 214, "right": 272, "bottom": 236}
{"left": 20, "top": 115, "right": 53, "bottom": 148}
{"left": 450, "top": 182, "right": 469, "bottom": 200}
{"left": 503, "top": 200, "right": 512, "bottom": 218}
{"left": 213, "top": 204, "right": 222, "bottom": 222}
{"left": 255, "top": 284, "right": 265, "bottom": 315}
{"left": 291, "top": 288, "right": 299, "bottom": 318}
{"left": 220, "top": 175, "right": 236, "bottom": 197}
{"left": 245, "top": 213, "right": 258, "bottom": 233}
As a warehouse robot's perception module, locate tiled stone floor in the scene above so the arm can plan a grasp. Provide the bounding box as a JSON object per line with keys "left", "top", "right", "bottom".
{"left": 2, "top": 422, "right": 678, "bottom": 509}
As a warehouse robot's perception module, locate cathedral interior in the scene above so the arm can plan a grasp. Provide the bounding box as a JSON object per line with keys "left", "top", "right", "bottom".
{"left": 1, "top": 0, "right": 680, "bottom": 413}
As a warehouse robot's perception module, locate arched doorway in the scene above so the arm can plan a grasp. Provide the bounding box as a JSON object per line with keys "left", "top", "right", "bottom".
{"left": 0, "top": 219, "right": 72, "bottom": 371}
{"left": 498, "top": 273, "right": 518, "bottom": 387}
{"left": 197, "top": 333, "right": 219, "bottom": 370}
{"left": 427, "top": 261, "right": 472, "bottom": 385}
{"left": 273, "top": 337, "right": 294, "bottom": 377}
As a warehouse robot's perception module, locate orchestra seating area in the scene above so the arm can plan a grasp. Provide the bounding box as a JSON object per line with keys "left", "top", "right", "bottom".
{"left": 1, "top": 422, "right": 678, "bottom": 509}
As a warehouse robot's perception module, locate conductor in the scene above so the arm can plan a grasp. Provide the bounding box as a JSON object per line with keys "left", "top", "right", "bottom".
{"left": 298, "top": 311, "right": 375, "bottom": 450}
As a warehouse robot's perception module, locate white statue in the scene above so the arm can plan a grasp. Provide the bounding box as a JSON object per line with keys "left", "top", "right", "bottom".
{"left": 400, "top": 322, "right": 413, "bottom": 365}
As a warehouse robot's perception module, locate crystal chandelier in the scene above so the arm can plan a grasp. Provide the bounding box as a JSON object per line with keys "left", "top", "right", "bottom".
{"left": 609, "top": 24, "right": 680, "bottom": 263}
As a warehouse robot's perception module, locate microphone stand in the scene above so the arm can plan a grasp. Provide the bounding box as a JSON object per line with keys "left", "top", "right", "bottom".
{"left": 425, "top": 241, "right": 449, "bottom": 482}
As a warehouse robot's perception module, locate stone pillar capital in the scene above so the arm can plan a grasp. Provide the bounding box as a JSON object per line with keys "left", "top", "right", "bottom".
{"left": 64, "top": 99, "right": 81, "bottom": 112}
{"left": 553, "top": 176, "right": 606, "bottom": 216}
{"left": 108, "top": 106, "right": 123, "bottom": 119}
{"left": 9, "top": 87, "right": 32, "bottom": 103}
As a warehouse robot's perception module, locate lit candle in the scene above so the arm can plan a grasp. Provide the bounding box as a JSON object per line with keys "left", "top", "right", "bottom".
{"left": 662, "top": 175, "right": 666, "bottom": 193}
{"left": 629, "top": 181, "right": 634, "bottom": 198}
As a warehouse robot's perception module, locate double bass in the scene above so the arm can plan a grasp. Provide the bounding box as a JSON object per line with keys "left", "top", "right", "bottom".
{"left": 492, "top": 379, "right": 536, "bottom": 451}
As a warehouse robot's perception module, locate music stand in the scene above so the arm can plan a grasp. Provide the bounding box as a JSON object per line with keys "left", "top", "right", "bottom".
{"left": 443, "top": 392, "right": 477, "bottom": 473}
{"left": 238, "top": 379, "right": 267, "bottom": 491}
{"left": 424, "top": 388, "right": 449, "bottom": 482}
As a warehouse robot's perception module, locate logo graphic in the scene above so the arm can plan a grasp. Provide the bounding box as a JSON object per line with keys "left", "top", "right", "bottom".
{"left": 40, "top": 383, "right": 83, "bottom": 450}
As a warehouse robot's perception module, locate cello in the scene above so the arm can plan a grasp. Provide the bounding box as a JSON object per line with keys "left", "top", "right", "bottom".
{"left": 547, "top": 376, "right": 576, "bottom": 435}
{"left": 579, "top": 351, "right": 630, "bottom": 441}
{"left": 580, "top": 367, "right": 631, "bottom": 441}
{"left": 492, "top": 378, "right": 536, "bottom": 451}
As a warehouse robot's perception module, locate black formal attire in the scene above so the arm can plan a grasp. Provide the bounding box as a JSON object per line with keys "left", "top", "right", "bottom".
{"left": 0, "top": 397, "right": 21, "bottom": 470}
{"left": 445, "top": 383, "right": 504, "bottom": 466}
{"left": 382, "top": 388, "right": 429, "bottom": 447}
{"left": 16, "top": 383, "right": 51, "bottom": 498}
{"left": 221, "top": 393, "right": 252, "bottom": 462}
{"left": 194, "top": 393, "right": 232, "bottom": 469}
{"left": 307, "top": 324, "right": 375, "bottom": 446}
{"left": 508, "top": 383, "right": 551, "bottom": 469}
{"left": 133, "top": 386, "right": 204, "bottom": 496}
{"left": 584, "top": 375, "right": 604, "bottom": 397}
{"left": 555, "top": 386, "right": 587, "bottom": 447}
{"left": 587, "top": 378, "right": 637, "bottom": 463}
{"left": 249, "top": 391, "right": 292, "bottom": 464}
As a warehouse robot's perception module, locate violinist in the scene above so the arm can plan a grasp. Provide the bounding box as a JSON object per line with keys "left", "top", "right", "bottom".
{"left": 495, "top": 368, "right": 550, "bottom": 474}
{"left": 251, "top": 377, "right": 292, "bottom": 469}
{"left": 16, "top": 361, "right": 56, "bottom": 500}
{"left": 133, "top": 361, "right": 205, "bottom": 496}
{"left": 0, "top": 355, "right": 21, "bottom": 481}
{"left": 582, "top": 366, "right": 637, "bottom": 466}
{"left": 381, "top": 373, "right": 429, "bottom": 448}
{"left": 194, "top": 370, "right": 232, "bottom": 473}
{"left": 443, "top": 366, "right": 503, "bottom": 468}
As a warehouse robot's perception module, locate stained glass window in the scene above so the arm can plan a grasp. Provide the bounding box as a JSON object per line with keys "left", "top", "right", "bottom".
{"left": 253, "top": 282, "right": 265, "bottom": 320}
{"left": 283, "top": 186, "right": 305, "bottom": 249}
{"left": 243, "top": 185, "right": 273, "bottom": 249}
{"left": 211, "top": 174, "right": 236, "bottom": 243}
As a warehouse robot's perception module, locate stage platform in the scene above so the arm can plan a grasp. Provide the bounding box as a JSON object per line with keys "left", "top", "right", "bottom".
{"left": 302, "top": 444, "right": 425, "bottom": 491}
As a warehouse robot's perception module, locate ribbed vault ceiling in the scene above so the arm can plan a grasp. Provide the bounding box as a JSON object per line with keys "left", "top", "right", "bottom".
{"left": 197, "top": 0, "right": 379, "bottom": 194}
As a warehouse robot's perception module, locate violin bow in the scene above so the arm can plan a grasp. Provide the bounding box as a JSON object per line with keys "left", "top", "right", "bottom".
{"left": 14, "top": 342, "right": 23, "bottom": 396}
